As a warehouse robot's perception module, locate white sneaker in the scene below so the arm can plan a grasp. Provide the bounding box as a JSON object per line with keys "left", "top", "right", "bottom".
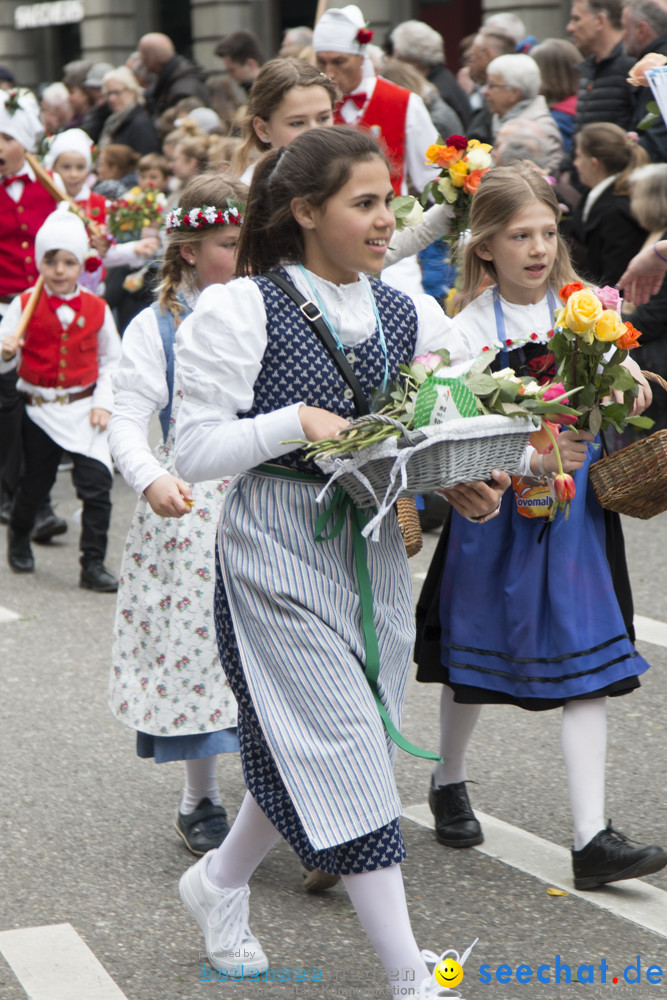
{"left": 179, "top": 850, "right": 269, "bottom": 975}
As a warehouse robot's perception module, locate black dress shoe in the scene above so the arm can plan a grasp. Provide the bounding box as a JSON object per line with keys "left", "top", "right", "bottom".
{"left": 79, "top": 560, "right": 119, "bottom": 592}
{"left": 572, "top": 821, "right": 667, "bottom": 890}
{"left": 31, "top": 505, "right": 68, "bottom": 544}
{"left": 8, "top": 527, "right": 35, "bottom": 573}
{"left": 429, "top": 780, "right": 484, "bottom": 848}
{"left": 175, "top": 798, "right": 230, "bottom": 856}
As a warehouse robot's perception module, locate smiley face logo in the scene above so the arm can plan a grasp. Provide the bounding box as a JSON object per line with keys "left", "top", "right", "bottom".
{"left": 435, "top": 957, "right": 464, "bottom": 989}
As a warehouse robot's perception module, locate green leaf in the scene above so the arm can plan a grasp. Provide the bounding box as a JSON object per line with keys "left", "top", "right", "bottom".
{"left": 465, "top": 373, "right": 500, "bottom": 395}
{"left": 589, "top": 405, "right": 602, "bottom": 436}
{"left": 605, "top": 364, "right": 637, "bottom": 392}
{"left": 637, "top": 109, "right": 661, "bottom": 130}
{"left": 626, "top": 415, "right": 655, "bottom": 429}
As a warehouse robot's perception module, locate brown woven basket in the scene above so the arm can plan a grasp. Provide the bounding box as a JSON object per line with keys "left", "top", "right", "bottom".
{"left": 589, "top": 371, "right": 667, "bottom": 519}
{"left": 396, "top": 496, "right": 423, "bottom": 557}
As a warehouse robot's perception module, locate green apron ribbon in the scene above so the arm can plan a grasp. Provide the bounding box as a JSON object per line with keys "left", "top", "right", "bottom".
{"left": 254, "top": 464, "right": 441, "bottom": 762}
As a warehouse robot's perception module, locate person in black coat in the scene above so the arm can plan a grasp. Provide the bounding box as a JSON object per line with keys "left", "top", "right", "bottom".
{"left": 139, "top": 33, "right": 210, "bottom": 120}
{"left": 568, "top": 121, "right": 649, "bottom": 286}
{"left": 98, "top": 67, "right": 161, "bottom": 155}
{"left": 623, "top": 0, "right": 667, "bottom": 163}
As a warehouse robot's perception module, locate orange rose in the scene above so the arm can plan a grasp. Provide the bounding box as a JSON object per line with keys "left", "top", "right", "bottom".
{"left": 425, "top": 144, "right": 464, "bottom": 169}
{"left": 463, "top": 168, "right": 486, "bottom": 195}
{"left": 559, "top": 281, "right": 584, "bottom": 303}
{"left": 627, "top": 52, "right": 667, "bottom": 86}
{"left": 616, "top": 321, "right": 642, "bottom": 350}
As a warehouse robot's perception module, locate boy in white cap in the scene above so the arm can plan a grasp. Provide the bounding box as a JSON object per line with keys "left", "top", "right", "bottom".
{"left": 0, "top": 207, "right": 121, "bottom": 591}
{"left": 0, "top": 87, "right": 64, "bottom": 536}
{"left": 313, "top": 4, "right": 438, "bottom": 197}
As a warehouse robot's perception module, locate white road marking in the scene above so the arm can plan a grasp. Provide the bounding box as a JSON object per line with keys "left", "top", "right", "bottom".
{"left": 0, "top": 605, "right": 20, "bottom": 623}
{"left": 634, "top": 614, "right": 667, "bottom": 649}
{"left": 403, "top": 804, "right": 667, "bottom": 939}
{"left": 0, "top": 923, "right": 129, "bottom": 1000}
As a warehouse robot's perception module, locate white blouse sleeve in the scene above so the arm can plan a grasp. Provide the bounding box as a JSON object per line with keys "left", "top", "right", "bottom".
{"left": 108, "top": 307, "right": 172, "bottom": 496}
{"left": 174, "top": 279, "right": 305, "bottom": 482}
{"left": 0, "top": 295, "right": 23, "bottom": 373}
{"left": 384, "top": 203, "right": 454, "bottom": 268}
{"left": 91, "top": 304, "right": 121, "bottom": 412}
{"left": 413, "top": 293, "right": 470, "bottom": 365}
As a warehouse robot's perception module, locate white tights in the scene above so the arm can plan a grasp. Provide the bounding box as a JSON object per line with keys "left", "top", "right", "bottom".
{"left": 435, "top": 685, "right": 607, "bottom": 850}
{"left": 205, "top": 792, "right": 430, "bottom": 995}
{"left": 180, "top": 755, "right": 222, "bottom": 815}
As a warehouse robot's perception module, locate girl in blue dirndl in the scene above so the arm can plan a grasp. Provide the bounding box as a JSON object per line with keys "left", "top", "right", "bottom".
{"left": 415, "top": 164, "right": 667, "bottom": 891}
{"left": 173, "top": 126, "right": 508, "bottom": 998}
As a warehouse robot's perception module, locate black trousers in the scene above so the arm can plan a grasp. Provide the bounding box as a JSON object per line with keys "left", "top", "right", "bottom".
{"left": 0, "top": 370, "right": 24, "bottom": 495}
{"left": 11, "top": 413, "right": 112, "bottom": 565}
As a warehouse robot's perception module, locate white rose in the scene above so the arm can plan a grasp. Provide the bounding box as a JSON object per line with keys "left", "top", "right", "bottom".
{"left": 401, "top": 201, "right": 424, "bottom": 230}
{"left": 437, "top": 176, "right": 459, "bottom": 204}
{"left": 465, "top": 148, "right": 493, "bottom": 171}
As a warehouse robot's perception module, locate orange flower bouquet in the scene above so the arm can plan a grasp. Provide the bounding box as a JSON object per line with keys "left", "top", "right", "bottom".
{"left": 421, "top": 134, "right": 493, "bottom": 252}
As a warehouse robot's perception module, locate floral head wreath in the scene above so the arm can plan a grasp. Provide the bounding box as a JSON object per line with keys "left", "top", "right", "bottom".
{"left": 165, "top": 202, "right": 244, "bottom": 233}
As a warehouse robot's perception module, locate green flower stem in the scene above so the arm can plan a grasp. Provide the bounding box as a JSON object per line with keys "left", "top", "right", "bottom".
{"left": 542, "top": 422, "right": 565, "bottom": 476}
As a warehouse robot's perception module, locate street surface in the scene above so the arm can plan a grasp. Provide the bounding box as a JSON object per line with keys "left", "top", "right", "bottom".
{"left": 1, "top": 466, "right": 666, "bottom": 1000}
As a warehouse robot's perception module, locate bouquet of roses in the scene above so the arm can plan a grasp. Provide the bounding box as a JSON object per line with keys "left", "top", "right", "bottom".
{"left": 107, "top": 184, "right": 167, "bottom": 242}
{"left": 420, "top": 135, "right": 493, "bottom": 252}
{"left": 527, "top": 282, "right": 651, "bottom": 517}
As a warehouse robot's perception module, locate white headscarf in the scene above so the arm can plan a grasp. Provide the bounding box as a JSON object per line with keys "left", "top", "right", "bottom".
{"left": 313, "top": 5, "right": 369, "bottom": 55}
{"left": 35, "top": 206, "right": 89, "bottom": 267}
{"left": 43, "top": 128, "right": 93, "bottom": 171}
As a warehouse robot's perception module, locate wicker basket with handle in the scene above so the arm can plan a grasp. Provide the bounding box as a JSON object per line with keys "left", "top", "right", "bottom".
{"left": 588, "top": 371, "right": 667, "bottom": 519}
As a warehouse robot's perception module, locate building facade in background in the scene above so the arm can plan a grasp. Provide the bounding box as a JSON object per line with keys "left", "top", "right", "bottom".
{"left": 1, "top": 0, "right": 571, "bottom": 91}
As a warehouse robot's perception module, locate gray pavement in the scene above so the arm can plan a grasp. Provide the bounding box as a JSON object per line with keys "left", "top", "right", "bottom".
{"left": 1, "top": 469, "right": 666, "bottom": 1000}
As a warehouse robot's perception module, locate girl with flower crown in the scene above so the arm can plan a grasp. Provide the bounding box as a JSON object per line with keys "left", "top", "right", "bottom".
{"left": 415, "top": 163, "right": 667, "bottom": 893}
{"left": 107, "top": 172, "right": 247, "bottom": 857}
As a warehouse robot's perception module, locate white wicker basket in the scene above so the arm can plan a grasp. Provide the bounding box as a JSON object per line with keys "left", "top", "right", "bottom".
{"left": 315, "top": 413, "right": 534, "bottom": 537}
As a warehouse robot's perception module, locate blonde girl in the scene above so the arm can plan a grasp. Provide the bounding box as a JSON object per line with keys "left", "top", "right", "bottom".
{"left": 108, "top": 173, "right": 246, "bottom": 856}
{"left": 415, "top": 164, "right": 666, "bottom": 892}
{"left": 572, "top": 122, "right": 649, "bottom": 286}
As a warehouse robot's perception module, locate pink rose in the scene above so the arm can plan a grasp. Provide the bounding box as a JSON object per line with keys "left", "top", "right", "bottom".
{"left": 593, "top": 285, "right": 623, "bottom": 313}
{"left": 541, "top": 382, "right": 568, "bottom": 403}
{"left": 412, "top": 352, "right": 443, "bottom": 374}
{"left": 627, "top": 52, "right": 667, "bottom": 86}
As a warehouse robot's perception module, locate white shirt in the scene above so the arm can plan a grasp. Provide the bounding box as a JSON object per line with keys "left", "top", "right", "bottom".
{"left": 339, "top": 74, "right": 439, "bottom": 195}
{"left": 581, "top": 173, "right": 617, "bottom": 223}
{"left": 174, "top": 264, "right": 465, "bottom": 483}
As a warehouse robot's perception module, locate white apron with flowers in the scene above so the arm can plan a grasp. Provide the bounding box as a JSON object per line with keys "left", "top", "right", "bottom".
{"left": 110, "top": 383, "right": 236, "bottom": 737}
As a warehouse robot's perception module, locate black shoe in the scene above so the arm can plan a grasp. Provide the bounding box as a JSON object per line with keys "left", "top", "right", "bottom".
{"left": 572, "top": 821, "right": 667, "bottom": 890}
{"left": 31, "top": 505, "right": 68, "bottom": 544}
{"left": 79, "top": 560, "right": 118, "bottom": 592}
{"left": 175, "top": 798, "right": 230, "bottom": 856}
{"left": 7, "top": 527, "right": 34, "bottom": 573}
{"left": 428, "top": 780, "right": 484, "bottom": 848}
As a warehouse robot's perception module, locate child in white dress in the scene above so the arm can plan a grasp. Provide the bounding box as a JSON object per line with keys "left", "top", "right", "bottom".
{"left": 108, "top": 173, "right": 246, "bottom": 855}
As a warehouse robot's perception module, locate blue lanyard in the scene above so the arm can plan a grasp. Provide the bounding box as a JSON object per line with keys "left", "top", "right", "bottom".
{"left": 492, "top": 286, "right": 557, "bottom": 369}
{"left": 297, "top": 263, "right": 389, "bottom": 391}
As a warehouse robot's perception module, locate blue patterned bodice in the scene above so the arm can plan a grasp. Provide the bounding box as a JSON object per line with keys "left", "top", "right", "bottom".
{"left": 248, "top": 272, "right": 419, "bottom": 474}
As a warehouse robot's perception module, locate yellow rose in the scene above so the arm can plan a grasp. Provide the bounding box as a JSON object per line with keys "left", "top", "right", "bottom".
{"left": 437, "top": 175, "right": 459, "bottom": 203}
{"left": 562, "top": 289, "right": 604, "bottom": 336}
{"left": 594, "top": 309, "right": 626, "bottom": 342}
{"left": 449, "top": 160, "right": 468, "bottom": 187}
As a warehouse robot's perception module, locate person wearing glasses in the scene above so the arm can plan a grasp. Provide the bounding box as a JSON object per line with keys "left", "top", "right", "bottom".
{"left": 484, "top": 52, "right": 563, "bottom": 174}
{"left": 97, "top": 67, "right": 160, "bottom": 155}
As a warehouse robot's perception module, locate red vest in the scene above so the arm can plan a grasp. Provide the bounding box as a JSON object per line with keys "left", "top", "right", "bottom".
{"left": 18, "top": 287, "right": 106, "bottom": 389}
{"left": 334, "top": 77, "right": 410, "bottom": 195}
{"left": 75, "top": 190, "right": 107, "bottom": 227}
{"left": 0, "top": 180, "right": 58, "bottom": 297}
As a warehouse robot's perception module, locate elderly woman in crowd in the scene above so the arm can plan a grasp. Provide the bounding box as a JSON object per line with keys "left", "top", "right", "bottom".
{"left": 484, "top": 52, "right": 563, "bottom": 174}
{"left": 98, "top": 66, "right": 160, "bottom": 154}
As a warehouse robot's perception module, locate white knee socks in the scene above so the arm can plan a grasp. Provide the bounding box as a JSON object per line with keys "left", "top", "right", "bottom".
{"left": 561, "top": 697, "right": 607, "bottom": 851}
{"left": 180, "top": 755, "right": 222, "bottom": 815}
{"left": 205, "top": 790, "right": 282, "bottom": 890}
{"left": 432, "top": 685, "right": 482, "bottom": 788}
{"left": 342, "top": 865, "right": 430, "bottom": 996}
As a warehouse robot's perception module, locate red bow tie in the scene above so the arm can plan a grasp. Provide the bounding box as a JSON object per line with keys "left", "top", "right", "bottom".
{"left": 2, "top": 173, "right": 29, "bottom": 186}
{"left": 343, "top": 92, "right": 367, "bottom": 109}
{"left": 48, "top": 295, "right": 81, "bottom": 312}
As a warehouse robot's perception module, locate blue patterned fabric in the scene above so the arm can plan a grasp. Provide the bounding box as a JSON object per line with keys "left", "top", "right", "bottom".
{"left": 248, "top": 272, "right": 418, "bottom": 474}
{"left": 213, "top": 546, "right": 406, "bottom": 873}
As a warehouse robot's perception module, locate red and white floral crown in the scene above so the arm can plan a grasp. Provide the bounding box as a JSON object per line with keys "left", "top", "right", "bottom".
{"left": 165, "top": 203, "right": 244, "bottom": 233}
